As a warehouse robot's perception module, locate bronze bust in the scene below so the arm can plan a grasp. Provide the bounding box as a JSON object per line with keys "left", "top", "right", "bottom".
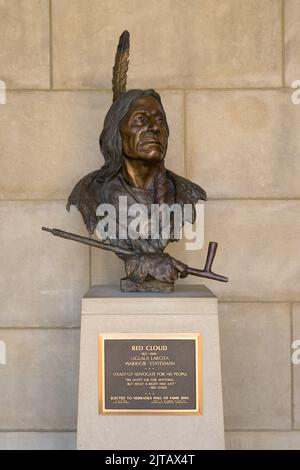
{"left": 43, "top": 31, "right": 227, "bottom": 292}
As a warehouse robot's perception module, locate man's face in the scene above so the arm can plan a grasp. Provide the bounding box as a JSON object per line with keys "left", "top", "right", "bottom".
{"left": 120, "top": 95, "right": 169, "bottom": 162}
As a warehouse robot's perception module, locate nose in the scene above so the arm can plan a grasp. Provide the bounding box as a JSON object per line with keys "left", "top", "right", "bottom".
{"left": 148, "top": 116, "right": 160, "bottom": 135}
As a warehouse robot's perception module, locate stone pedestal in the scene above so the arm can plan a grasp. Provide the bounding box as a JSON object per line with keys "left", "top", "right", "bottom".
{"left": 76, "top": 285, "right": 224, "bottom": 450}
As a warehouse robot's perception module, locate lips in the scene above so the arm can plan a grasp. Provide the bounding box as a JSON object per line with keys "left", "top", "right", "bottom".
{"left": 140, "top": 139, "right": 163, "bottom": 147}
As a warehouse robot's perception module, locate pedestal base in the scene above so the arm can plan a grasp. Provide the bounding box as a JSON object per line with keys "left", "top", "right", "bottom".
{"left": 77, "top": 285, "right": 225, "bottom": 450}
{"left": 120, "top": 277, "right": 174, "bottom": 292}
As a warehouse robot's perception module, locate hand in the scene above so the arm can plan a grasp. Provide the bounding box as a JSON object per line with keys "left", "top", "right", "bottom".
{"left": 123, "top": 252, "right": 187, "bottom": 283}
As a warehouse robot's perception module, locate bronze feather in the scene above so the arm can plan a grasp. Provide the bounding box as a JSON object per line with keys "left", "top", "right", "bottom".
{"left": 112, "top": 30, "right": 130, "bottom": 102}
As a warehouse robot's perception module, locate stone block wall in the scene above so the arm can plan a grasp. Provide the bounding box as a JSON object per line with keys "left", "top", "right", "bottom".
{"left": 0, "top": 0, "right": 299, "bottom": 449}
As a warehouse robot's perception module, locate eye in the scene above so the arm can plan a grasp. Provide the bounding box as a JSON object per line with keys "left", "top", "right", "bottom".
{"left": 134, "top": 114, "right": 148, "bottom": 125}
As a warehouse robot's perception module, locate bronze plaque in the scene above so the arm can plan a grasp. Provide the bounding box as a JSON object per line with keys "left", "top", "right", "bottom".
{"left": 98, "top": 333, "right": 202, "bottom": 415}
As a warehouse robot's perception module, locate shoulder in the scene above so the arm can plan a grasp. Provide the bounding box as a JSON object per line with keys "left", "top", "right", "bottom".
{"left": 166, "top": 169, "right": 207, "bottom": 204}
{"left": 66, "top": 169, "right": 105, "bottom": 233}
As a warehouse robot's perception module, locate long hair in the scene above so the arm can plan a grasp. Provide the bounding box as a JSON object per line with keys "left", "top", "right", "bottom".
{"left": 98, "top": 89, "right": 170, "bottom": 203}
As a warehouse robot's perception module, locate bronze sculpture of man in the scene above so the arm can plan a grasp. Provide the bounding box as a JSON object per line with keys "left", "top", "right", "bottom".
{"left": 43, "top": 31, "right": 227, "bottom": 291}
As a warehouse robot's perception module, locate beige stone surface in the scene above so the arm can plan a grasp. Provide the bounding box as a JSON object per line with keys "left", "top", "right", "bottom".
{"left": 225, "top": 431, "right": 300, "bottom": 450}
{"left": 0, "top": 432, "right": 76, "bottom": 450}
{"left": 52, "top": 0, "right": 282, "bottom": 89}
{"left": 292, "top": 304, "right": 300, "bottom": 428}
{"left": 0, "top": 0, "right": 50, "bottom": 89}
{"left": 285, "top": 0, "right": 300, "bottom": 86}
{"left": 0, "top": 202, "right": 89, "bottom": 327}
{"left": 0, "top": 329, "right": 79, "bottom": 429}
{"left": 160, "top": 91, "right": 185, "bottom": 175}
{"left": 0, "top": 92, "right": 109, "bottom": 200}
{"left": 186, "top": 90, "right": 300, "bottom": 198}
{"left": 219, "top": 303, "right": 291, "bottom": 430}
{"left": 0, "top": 91, "right": 183, "bottom": 200}
{"left": 91, "top": 248, "right": 125, "bottom": 286}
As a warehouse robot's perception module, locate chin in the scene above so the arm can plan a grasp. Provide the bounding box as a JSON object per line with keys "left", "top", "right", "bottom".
{"left": 140, "top": 152, "right": 164, "bottom": 162}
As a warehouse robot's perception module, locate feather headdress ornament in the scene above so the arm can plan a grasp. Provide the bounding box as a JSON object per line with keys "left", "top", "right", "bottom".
{"left": 112, "top": 30, "right": 130, "bottom": 102}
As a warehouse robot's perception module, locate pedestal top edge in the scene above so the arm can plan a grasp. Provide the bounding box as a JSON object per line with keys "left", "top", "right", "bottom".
{"left": 83, "top": 284, "right": 217, "bottom": 300}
